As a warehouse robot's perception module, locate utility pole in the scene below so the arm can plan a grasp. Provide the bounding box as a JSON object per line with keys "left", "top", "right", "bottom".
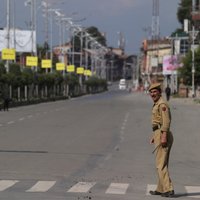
{"left": 50, "top": 9, "right": 54, "bottom": 73}
{"left": 6, "top": 0, "right": 11, "bottom": 72}
{"left": 151, "top": 0, "right": 160, "bottom": 79}
{"left": 191, "top": 0, "right": 199, "bottom": 97}
{"left": 191, "top": 25, "right": 198, "bottom": 98}
{"left": 13, "top": 0, "right": 16, "bottom": 51}
{"left": 44, "top": 1, "right": 49, "bottom": 73}
{"left": 152, "top": 0, "right": 159, "bottom": 40}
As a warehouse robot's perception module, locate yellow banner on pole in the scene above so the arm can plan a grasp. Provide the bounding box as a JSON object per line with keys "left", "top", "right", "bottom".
{"left": 26, "top": 56, "right": 38, "bottom": 67}
{"left": 2, "top": 48, "right": 16, "bottom": 60}
{"left": 67, "top": 65, "right": 75, "bottom": 72}
{"left": 84, "top": 70, "right": 92, "bottom": 76}
{"left": 42, "top": 59, "right": 52, "bottom": 68}
{"left": 56, "top": 63, "right": 65, "bottom": 71}
{"left": 76, "top": 67, "right": 84, "bottom": 74}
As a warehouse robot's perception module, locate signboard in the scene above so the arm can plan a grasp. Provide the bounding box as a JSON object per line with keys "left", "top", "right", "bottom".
{"left": 26, "top": 56, "right": 38, "bottom": 67}
{"left": 67, "top": 65, "right": 75, "bottom": 72}
{"left": 84, "top": 70, "right": 92, "bottom": 76}
{"left": 76, "top": 67, "right": 84, "bottom": 74}
{"left": 163, "top": 55, "right": 182, "bottom": 75}
{"left": 1, "top": 48, "right": 16, "bottom": 60}
{"left": 0, "top": 29, "right": 36, "bottom": 53}
{"left": 42, "top": 59, "right": 52, "bottom": 68}
{"left": 56, "top": 63, "right": 65, "bottom": 71}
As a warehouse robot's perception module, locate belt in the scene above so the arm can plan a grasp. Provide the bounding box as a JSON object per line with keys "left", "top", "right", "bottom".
{"left": 152, "top": 124, "right": 160, "bottom": 131}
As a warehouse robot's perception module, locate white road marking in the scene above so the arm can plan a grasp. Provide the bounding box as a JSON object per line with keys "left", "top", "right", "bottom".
{"left": 105, "top": 183, "right": 129, "bottom": 194}
{"left": 0, "top": 124, "right": 2, "bottom": 127}
{"left": 185, "top": 186, "right": 200, "bottom": 198}
{"left": 26, "top": 181, "right": 56, "bottom": 192}
{"left": 7, "top": 121, "right": 14, "bottom": 125}
{"left": 19, "top": 117, "right": 25, "bottom": 121}
{"left": 146, "top": 184, "right": 157, "bottom": 195}
{"left": 0, "top": 180, "right": 19, "bottom": 191}
{"left": 67, "top": 182, "right": 96, "bottom": 193}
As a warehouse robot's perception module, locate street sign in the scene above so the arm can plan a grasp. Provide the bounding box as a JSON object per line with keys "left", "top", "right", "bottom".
{"left": 84, "top": 70, "right": 92, "bottom": 76}
{"left": 77, "top": 67, "right": 84, "bottom": 74}
{"left": 42, "top": 59, "right": 52, "bottom": 68}
{"left": 2, "top": 48, "right": 16, "bottom": 60}
{"left": 26, "top": 56, "right": 38, "bottom": 67}
{"left": 56, "top": 63, "right": 65, "bottom": 71}
{"left": 67, "top": 65, "right": 75, "bottom": 72}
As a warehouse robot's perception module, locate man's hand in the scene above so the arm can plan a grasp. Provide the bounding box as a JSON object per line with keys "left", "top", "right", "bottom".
{"left": 161, "top": 132, "right": 167, "bottom": 147}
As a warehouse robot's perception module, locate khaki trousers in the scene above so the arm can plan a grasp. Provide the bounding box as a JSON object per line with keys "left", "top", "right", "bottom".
{"left": 153, "top": 130, "right": 174, "bottom": 193}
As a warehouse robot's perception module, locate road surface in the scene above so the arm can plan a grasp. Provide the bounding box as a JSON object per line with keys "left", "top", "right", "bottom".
{"left": 0, "top": 88, "right": 199, "bottom": 200}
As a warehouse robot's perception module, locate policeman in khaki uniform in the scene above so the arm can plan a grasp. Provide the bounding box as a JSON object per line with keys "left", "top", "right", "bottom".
{"left": 148, "top": 83, "right": 174, "bottom": 197}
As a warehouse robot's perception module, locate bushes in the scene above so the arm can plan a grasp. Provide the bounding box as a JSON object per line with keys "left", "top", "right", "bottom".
{"left": 0, "top": 65, "right": 108, "bottom": 107}
{"left": 85, "top": 76, "right": 107, "bottom": 93}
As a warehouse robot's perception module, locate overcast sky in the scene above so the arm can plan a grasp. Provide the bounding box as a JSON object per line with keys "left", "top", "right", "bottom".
{"left": 0, "top": 0, "right": 180, "bottom": 54}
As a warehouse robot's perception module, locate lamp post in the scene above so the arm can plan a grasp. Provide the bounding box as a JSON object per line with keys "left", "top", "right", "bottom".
{"left": 190, "top": 25, "right": 199, "bottom": 97}
{"left": 192, "top": 26, "right": 195, "bottom": 97}
{"left": 5, "top": 0, "right": 11, "bottom": 73}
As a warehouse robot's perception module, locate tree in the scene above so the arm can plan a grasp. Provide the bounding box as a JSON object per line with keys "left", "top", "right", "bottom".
{"left": 178, "top": 47, "right": 200, "bottom": 86}
{"left": 85, "top": 26, "right": 107, "bottom": 47}
{"left": 72, "top": 26, "right": 107, "bottom": 52}
{"left": 0, "top": 62, "right": 6, "bottom": 75}
{"left": 177, "top": 0, "right": 192, "bottom": 26}
{"left": 9, "top": 63, "right": 21, "bottom": 76}
{"left": 21, "top": 68, "right": 34, "bottom": 86}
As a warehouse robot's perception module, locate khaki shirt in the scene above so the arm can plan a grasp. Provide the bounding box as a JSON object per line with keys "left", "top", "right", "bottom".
{"left": 151, "top": 97, "right": 171, "bottom": 132}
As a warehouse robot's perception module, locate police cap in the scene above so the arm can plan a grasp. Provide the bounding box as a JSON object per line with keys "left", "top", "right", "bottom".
{"left": 148, "top": 83, "right": 161, "bottom": 92}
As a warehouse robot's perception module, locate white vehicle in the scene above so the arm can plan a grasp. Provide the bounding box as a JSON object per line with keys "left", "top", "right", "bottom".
{"left": 119, "top": 79, "right": 127, "bottom": 90}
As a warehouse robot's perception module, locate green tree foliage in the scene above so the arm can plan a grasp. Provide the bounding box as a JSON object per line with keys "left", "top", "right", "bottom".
{"left": 85, "top": 76, "right": 107, "bottom": 93}
{"left": 44, "top": 73, "right": 55, "bottom": 87}
{"left": 21, "top": 68, "right": 34, "bottom": 85}
{"left": 179, "top": 47, "right": 200, "bottom": 86}
{"left": 9, "top": 63, "right": 21, "bottom": 76}
{"left": 72, "top": 26, "right": 107, "bottom": 52}
{"left": 0, "top": 63, "right": 22, "bottom": 88}
{"left": 0, "top": 62, "right": 6, "bottom": 75}
{"left": 86, "top": 26, "right": 107, "bottom": 46}
{"left": 177, "top": 0, "right": 192, "bottom": 25}
{"left": 54, "top": 72, "right": 64, "bottom": 85}
{"left": 66, "top": 73, "right": 79, "bottom": 86}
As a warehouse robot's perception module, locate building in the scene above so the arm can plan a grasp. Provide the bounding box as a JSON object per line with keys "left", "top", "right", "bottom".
{"left": 140, "top": 37, "right": 186, "bottom": 93}
{"left": 141, "top": 38, "right": 171, "bottom": 81}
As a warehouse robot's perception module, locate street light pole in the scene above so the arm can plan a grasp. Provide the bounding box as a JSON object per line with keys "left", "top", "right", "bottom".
{"left": 6, "top": 0, "right": 11, "bottom": 72}
{"left": 192, "top": 26, "right": 195, "bottom": 97}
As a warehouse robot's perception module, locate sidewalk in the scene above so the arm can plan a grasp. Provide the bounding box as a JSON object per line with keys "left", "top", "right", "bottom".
{"left": 171, "top": 97, "right": 200, "bottom": 105}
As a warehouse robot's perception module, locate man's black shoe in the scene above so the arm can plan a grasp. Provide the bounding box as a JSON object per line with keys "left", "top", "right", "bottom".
{"left": 161, "top": 190, "right": 175, "bottom": 197}
{"left": 149, "top": 190, "right": 162, "bottom": 195}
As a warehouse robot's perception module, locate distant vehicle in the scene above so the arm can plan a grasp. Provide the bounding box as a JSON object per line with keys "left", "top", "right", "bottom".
{"left": 119, "top": 79, "right": 127, "bottom": 90}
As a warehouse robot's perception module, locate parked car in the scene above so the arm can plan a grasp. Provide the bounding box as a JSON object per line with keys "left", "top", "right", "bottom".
{"left": 119, "top": 79, "right": 127, "bottom": 90}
